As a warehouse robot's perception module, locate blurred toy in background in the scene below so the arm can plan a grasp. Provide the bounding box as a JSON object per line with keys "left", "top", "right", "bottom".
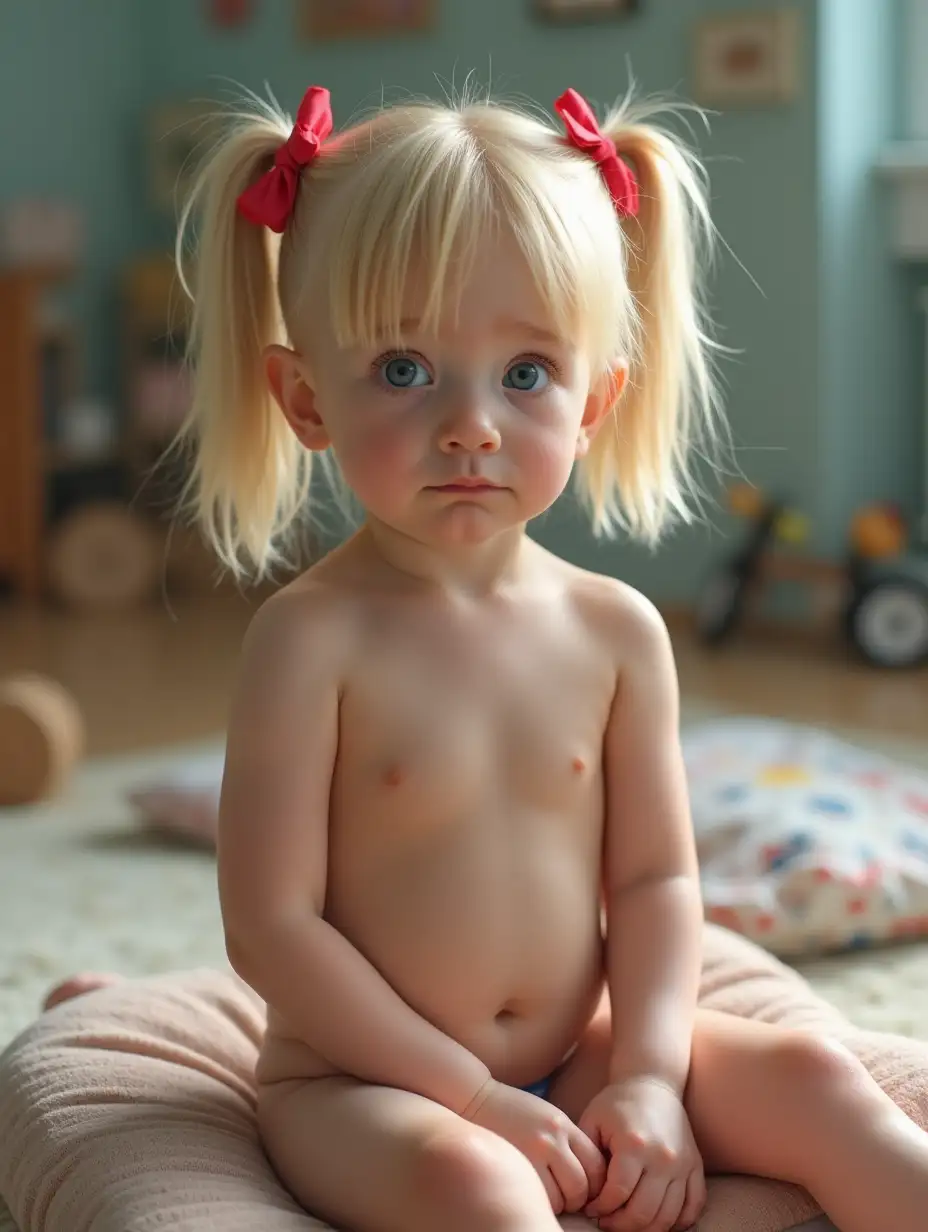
{"left": 0, "top": 675, "right": 85, "bottom": 806}
{"left": 696, "top": 483, "right": 928, "bottom": 669}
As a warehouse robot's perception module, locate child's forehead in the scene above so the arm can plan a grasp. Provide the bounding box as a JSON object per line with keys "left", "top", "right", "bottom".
{"left": 393, "top": 311, "right": 564, "bottom": 347}
{"left": 393, "top": 240, "right": 566, "bottom": 336}
{"left": 334, "top": 293, "right": 578, "bottom": 357}
{"left": 317, "top": 206, "right": 596, "bottom": 357}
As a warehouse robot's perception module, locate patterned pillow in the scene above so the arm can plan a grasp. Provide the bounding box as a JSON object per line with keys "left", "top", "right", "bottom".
{"left": 683, "top": 718, "right": 928, "bottom": 957}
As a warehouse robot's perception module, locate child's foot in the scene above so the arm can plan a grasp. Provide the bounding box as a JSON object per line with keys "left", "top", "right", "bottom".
{"left": 42, "top": 972, "right": 122, "bottom": 1011}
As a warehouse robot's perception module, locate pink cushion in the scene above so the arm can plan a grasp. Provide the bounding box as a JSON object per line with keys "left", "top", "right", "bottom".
{"left": 1, "top": 926, "right": 927, "bottom": 1232}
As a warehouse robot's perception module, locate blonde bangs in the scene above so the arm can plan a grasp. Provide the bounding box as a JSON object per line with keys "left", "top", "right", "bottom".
{"left": 305, "top": 104, "right": 628, "bottom": 365}
{"left": 494, "top": 163, "right": 631, "bottom": 373}
{"left": 318, "top": 110, "right": 486, "bottom": 347}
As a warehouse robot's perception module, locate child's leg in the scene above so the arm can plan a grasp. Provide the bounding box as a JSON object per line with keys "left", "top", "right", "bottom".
{"left": 686, "top": 1010, "right": 928, "bottom": 1232}
{"left": 552, "top": 1002, "right": 928, "bottom": 1232}
{"left": 257, "top": 1074, "right": 563, "bottom": 1232}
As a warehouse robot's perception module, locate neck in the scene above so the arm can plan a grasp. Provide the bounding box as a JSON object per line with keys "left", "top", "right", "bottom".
{"left": 356, "top": 518, "right": 535, "bottom": 599}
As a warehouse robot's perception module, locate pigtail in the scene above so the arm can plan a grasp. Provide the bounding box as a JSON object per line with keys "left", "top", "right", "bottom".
{"left": 174, "top": 99, "right": 309, "bottom": 579}
{"left": 579, "top": 100, "right": 721, "bottom": 545}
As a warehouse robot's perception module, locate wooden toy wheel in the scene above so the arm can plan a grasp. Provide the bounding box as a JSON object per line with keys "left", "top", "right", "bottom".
{"left": 47, "top": 502, "right": 159, "bottom": 612}
{"left": 0, "top": 674, "right": 85, "bottom": 805}
{"left": 848, "top": 577, "right": 928, "bottom": 669}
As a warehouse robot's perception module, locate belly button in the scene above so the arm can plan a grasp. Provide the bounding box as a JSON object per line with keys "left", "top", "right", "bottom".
{"left": 495, "top": 1006, "right": 518, "bottom": 1023}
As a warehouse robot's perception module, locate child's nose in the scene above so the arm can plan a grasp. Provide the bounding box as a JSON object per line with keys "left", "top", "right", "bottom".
{"left": 438, "top": 398, "right": 501, "bottom": 454}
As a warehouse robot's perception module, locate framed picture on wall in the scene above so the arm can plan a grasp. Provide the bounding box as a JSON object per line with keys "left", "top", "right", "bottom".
{"left": 297, "top": 0, "right": 436, "bottom": 40}
{"left": 534, "top": 0, "right": 639, "bottom": 22}
{"left": 204, "top": 0, "right": 255, "bottom": 28}
{"left": 691, "top": 8, "right": 801, "bottom": 107}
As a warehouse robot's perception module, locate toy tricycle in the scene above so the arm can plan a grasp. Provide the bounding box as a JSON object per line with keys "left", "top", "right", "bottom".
{"left": 695, "top": 484, "right": 928, "bottom": 669}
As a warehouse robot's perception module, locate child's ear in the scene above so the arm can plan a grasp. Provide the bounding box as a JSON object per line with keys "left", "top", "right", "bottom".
{"left": 264, "top": 345, "right": 331, "bottom": 452}
{"left": 576, "top": 365, "right": 628, "bottom": 459}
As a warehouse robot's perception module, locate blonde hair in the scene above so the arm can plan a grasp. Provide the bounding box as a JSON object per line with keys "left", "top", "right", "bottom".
{"left": 175, "top": 84, "right": 721, "bottom": 579}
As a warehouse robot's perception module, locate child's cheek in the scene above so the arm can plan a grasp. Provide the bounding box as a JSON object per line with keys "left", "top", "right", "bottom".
{"left": 517, "top": 424, "right": 579, "bottom": 494}
{"left": 337, "top": 420, "right": 420, "bottom": 506}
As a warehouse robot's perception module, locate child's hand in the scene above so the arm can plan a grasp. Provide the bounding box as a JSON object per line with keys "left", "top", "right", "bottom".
{"left": 467, "top": 1080, "right": 607, "bottom": 1215}
{"left": 578, "top": 1076, "right": 706, "bottom": 1231}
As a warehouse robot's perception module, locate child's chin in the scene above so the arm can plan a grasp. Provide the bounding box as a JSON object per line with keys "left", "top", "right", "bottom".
{"left": 431, "top": 505, "right": 520, "bottom": 542}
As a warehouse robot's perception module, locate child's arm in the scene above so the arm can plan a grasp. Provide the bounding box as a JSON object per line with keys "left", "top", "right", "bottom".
{"left": 600, "top": 590, "right": 703, "bottom": 1097}
{"left": 218, "top": 591, "right": 491, "bottom": 1117}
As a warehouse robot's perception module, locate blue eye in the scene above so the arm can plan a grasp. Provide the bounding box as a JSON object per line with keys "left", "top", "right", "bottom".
{"left": 381, "top": 355, "right": 431, "bottom": 389}
{"left": 503, "top": 360, "right": 549, "bottom": 392}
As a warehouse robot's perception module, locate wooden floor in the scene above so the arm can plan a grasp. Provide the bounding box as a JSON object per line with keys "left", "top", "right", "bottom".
{"left": 0, "top": 590, "right": 925, "bottom": 757}
{"left": 0, "top": 589, "right": 265, "bottom": 756}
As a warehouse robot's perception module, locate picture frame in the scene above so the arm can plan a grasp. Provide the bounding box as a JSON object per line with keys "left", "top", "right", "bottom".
{"left": 204, "top": 0, "right": 255, "bottom": 28}
{"left": 297, "top": 0, "right": 435, "bottom": 40}
{"left": 534, "top": 0, "right": 639, "bottom": 21}
{"left": 691, "top": 8, "right": 801, "bottom": 108}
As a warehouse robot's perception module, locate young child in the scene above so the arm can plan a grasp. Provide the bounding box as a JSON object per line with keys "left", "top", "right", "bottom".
{"left": 110, "top": 82, "right": 928, "bottom": 1232}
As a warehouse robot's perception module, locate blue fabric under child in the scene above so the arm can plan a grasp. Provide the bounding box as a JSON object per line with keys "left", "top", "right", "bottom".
{"left": 521, "top": 1075, "right": 553, "bottom": 1101}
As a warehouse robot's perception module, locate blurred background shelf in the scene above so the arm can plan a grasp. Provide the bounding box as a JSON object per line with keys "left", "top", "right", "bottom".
{"left": 0, "top": 252, "right": 198, "bottom": 611}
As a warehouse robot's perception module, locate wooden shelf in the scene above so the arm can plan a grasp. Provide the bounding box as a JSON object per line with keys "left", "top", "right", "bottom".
{"left": 0, "top": 253, "right": 196, "bottom": 606}
{"left": 0, "top": 266, "right": 74, "bottom": 599}
{"left": 44, "top": 443, "right": 124, "bottom": 475}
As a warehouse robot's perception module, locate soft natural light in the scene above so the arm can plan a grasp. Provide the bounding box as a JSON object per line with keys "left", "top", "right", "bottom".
{"left": 906, "top": 0, "right": 928, "bottom": 138}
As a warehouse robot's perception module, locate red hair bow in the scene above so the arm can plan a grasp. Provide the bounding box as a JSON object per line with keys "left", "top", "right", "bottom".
{"left": 237, "top": 85, "right": 333, "bottom": 233}
{"left": 554, "top": 88, "right": 639, "bottom": 219}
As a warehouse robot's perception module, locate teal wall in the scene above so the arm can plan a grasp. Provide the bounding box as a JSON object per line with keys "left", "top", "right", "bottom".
{"left": 0, "top": 0, "right": 916, "bottom": 600}
{"left": 0, "top": 2, "right": 143, "bottom": 399}
{"left": 817, "top": 0, "right": 919, "bottom": 551}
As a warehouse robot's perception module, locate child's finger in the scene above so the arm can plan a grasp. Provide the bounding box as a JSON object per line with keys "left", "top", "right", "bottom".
{"left": 584, "top": 1150, "right": 643, "bottom": 1218}
{"left": 647, "top": 1176, "right": 688, "bottom": 1231}
{"left": 568, "top": 1123, "right": 607, "bottom": 1198}
{"left": 673, "top": 1167, "right": 707, "bottom": 1230}
{"left": 538, "top": 1165, "right": 564, "bottom": 1216}
{"left": 602, "top": 1168, "right": 666, "bottom": 1230}
{"left": 551, "top": 1141, "right": 594, "bottom": 1214}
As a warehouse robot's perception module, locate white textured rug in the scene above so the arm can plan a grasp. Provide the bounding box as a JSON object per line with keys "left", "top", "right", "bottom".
{"left": 0, "top": 739, "right": 230, "bottom": 1048}
{"left": 0, "top": 710, "right": 926, "bottom": 1232}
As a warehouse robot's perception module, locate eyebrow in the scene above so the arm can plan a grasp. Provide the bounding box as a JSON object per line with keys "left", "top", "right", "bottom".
{"left": 398, "top": 317, "right": 563, "bottom": 346}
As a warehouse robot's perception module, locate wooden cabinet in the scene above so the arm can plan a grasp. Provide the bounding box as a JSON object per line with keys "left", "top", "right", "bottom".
{"left": 0, "top": 267, "right": 74, "bottom": 599}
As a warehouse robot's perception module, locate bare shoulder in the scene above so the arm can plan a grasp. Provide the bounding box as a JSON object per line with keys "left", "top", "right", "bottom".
{"left": 556, "top": 560, "right": 673, "bottom": 668}
{"left": 557, "top": 567, "right": 682, "bottom": 750}
{"left": 235, "top": 572, "right": 361, "bottom": 704}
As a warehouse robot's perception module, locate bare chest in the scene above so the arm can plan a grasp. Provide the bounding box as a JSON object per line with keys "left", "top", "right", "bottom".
{"left": 331, "top": 615, "right": 616, "bottom": 827}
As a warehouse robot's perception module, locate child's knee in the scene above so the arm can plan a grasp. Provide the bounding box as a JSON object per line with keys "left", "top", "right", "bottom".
{"left": 773, "top": 1032, "right": 864, "bottom": 1100}
{"left": 415, "top": 1128, "right": 544, "bottom": 1220}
